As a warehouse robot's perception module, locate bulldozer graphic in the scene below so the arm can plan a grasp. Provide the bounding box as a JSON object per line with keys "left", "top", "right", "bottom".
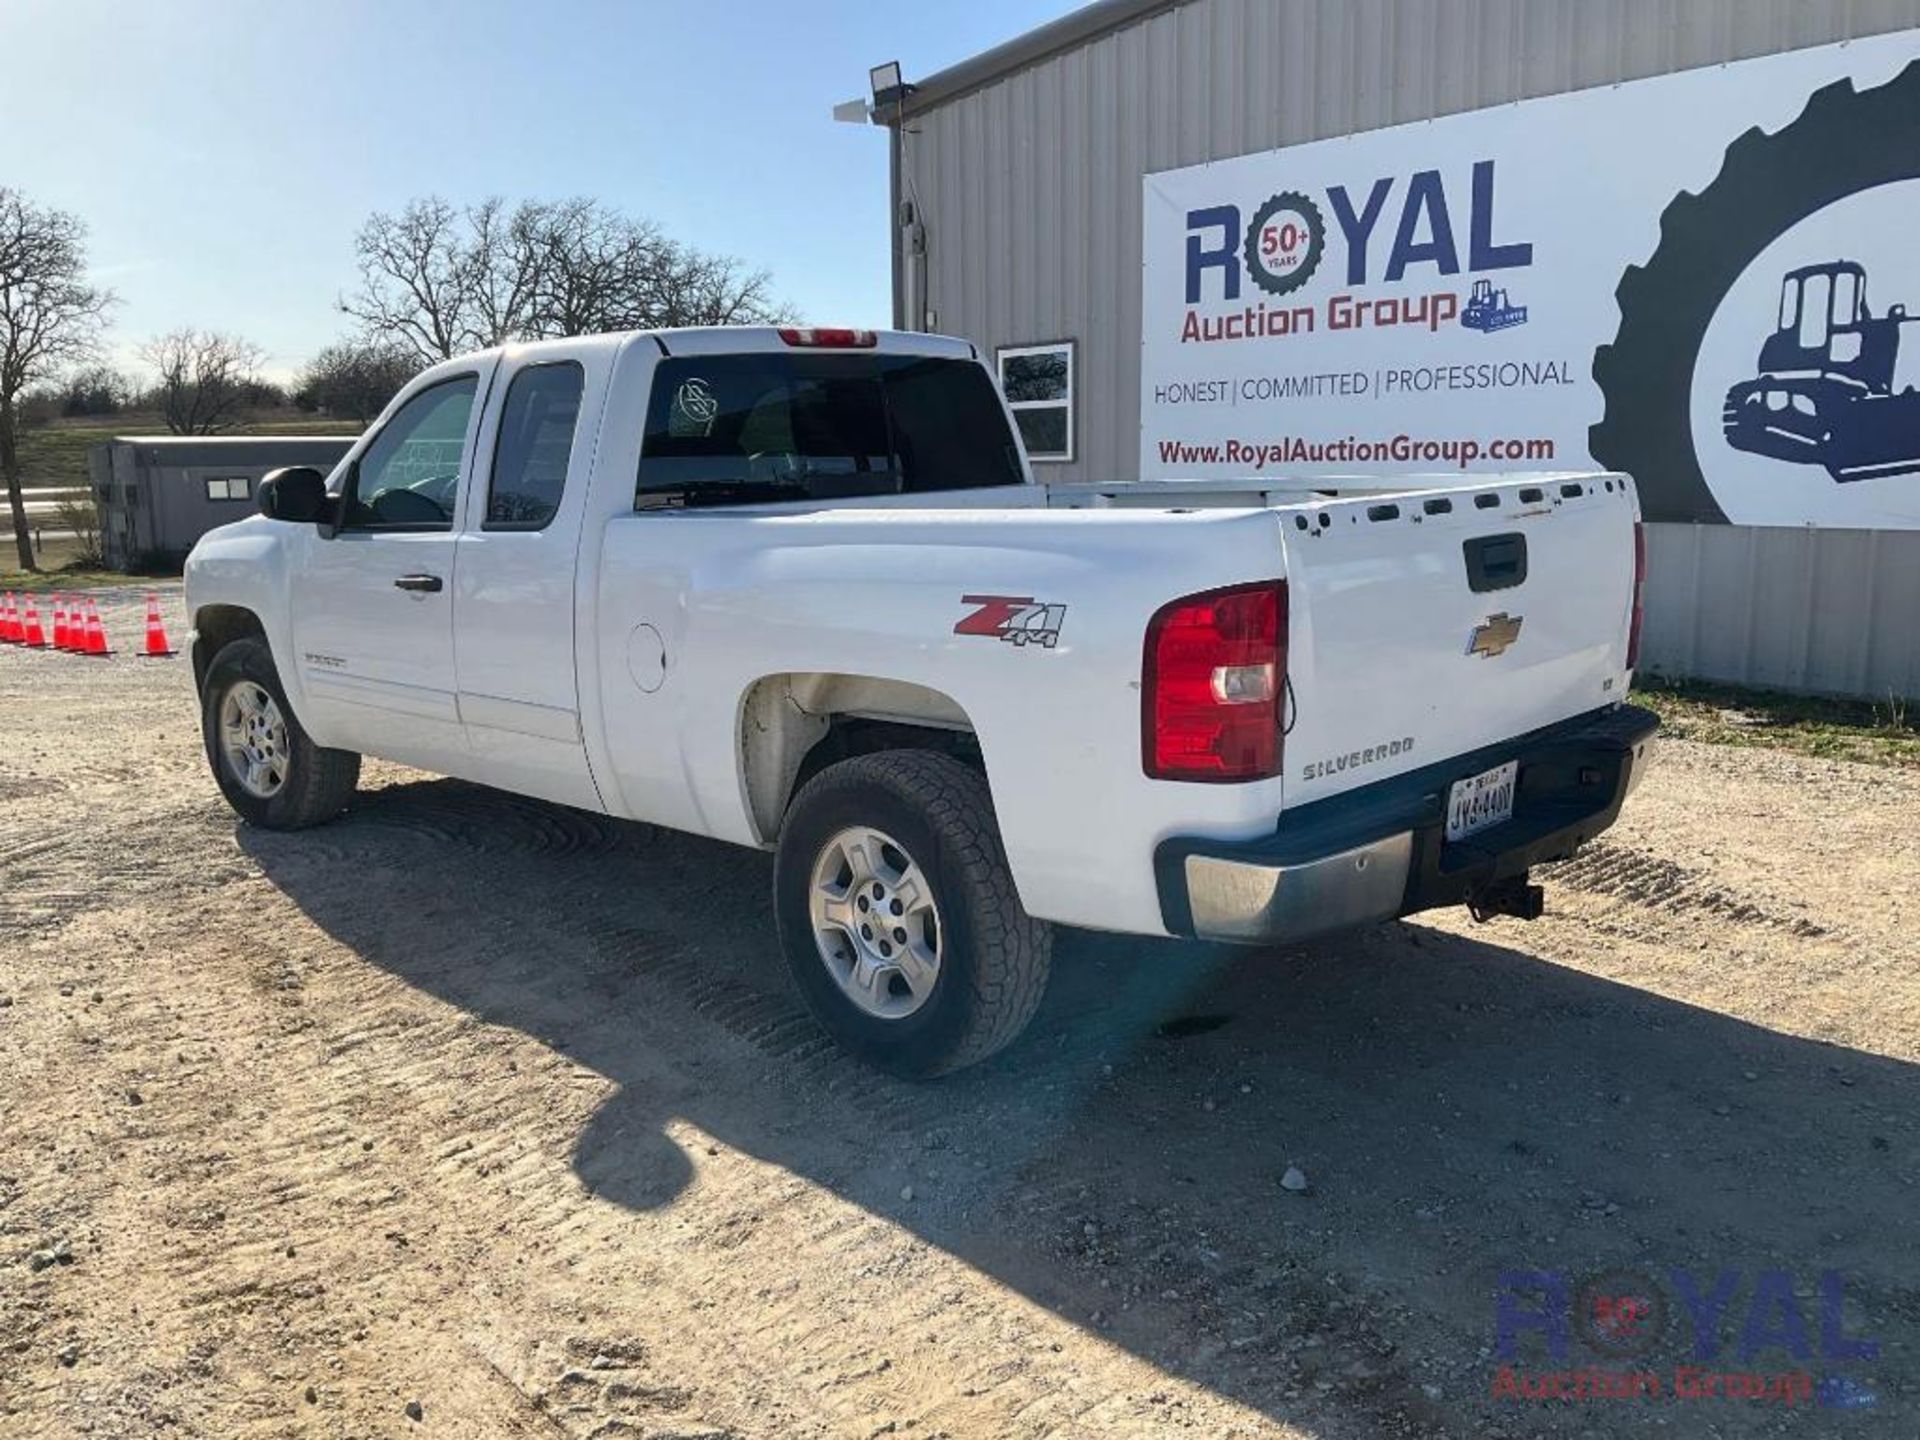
{"left": 1723, "top": 260, "right": 1920, "bottom": 482}
{"left": 1461, "top": 277, "right": 1527, "bottom": 333}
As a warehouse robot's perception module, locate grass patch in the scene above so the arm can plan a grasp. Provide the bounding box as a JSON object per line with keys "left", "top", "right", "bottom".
{"left": 1633, "top": 675, "right": 1919, "bottom": 770}
{"left": 0, "top": 535, "right": 158, "bottom": 587}
{"left": 0, "top": 568, "right": 160, "bottom": 591}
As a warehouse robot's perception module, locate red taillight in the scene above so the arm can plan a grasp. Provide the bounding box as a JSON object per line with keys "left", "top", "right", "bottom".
{"left": 1626, "top": 520, "right": 1646, "bottom": 670}
{"left": 778, "top": 326, "right": 877, "bottom": 348}
{"left": 1143, "top": 581, "right": 1286, "bottom": 782}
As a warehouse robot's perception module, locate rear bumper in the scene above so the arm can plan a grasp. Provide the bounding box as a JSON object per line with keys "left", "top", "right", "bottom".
{"left": 1155, "top": 703, "right": 1659, "bottom": 943}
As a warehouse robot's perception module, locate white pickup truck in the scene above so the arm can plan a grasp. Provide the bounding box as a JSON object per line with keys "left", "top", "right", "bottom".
{"left": 183, "top": 326, "right": 1656, "bottom": 1074}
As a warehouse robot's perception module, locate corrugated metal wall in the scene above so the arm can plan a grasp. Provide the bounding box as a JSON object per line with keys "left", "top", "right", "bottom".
{"left": 902, "top": 0, "right": 1920, "bottom": 698}
{"left": 1643, "top": 524, "right": 1920, "bottom": 698}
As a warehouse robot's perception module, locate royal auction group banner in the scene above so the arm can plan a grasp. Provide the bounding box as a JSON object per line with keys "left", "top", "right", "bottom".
{"left": 1139, "top": 32, "right": 1920, "bottom": 527}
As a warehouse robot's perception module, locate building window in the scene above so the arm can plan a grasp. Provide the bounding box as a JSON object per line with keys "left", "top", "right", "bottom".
{"left": 997, "top": 341, "right": 1074, "bottom": 463}
{"left": 205, "top": 477, "right": 251, "bottom": 501}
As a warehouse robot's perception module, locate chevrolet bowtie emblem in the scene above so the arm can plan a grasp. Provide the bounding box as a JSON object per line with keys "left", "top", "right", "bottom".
{"left": 1467, "top": 612, "right": 1524, "bottom": 658}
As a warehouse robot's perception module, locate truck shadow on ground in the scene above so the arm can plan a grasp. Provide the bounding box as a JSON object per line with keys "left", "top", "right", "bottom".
{"left": 240, "top": 774, "right": 1919, "bottom": 1436}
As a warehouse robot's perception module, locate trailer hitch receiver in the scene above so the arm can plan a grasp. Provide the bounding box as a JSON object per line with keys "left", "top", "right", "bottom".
{"left": 1468, "top": 874, "right": 1545, "bottom": 923}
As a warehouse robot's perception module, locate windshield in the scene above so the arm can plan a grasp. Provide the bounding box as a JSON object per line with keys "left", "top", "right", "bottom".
{"left": 637, "top": 351, "right": 1025, "bottom": 509}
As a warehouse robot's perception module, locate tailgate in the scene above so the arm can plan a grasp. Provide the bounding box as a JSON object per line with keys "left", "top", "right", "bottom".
{"left": 1280, "top": 474, "right": 1638, "bottom": 808}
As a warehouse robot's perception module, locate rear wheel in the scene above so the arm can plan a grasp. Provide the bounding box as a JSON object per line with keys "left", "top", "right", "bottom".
{"left": 774, "top": 751, "right": 1051, "bottom": 1077}
{"left": 200, "top": 636, "right": 360, "bottom": 829}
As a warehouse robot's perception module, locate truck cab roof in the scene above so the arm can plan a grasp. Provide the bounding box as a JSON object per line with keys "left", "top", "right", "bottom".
{"left": 431, "top": 327, "right": 977, "bottom": 374}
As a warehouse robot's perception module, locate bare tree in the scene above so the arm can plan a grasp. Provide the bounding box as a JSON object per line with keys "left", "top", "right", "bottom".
{"left": 338, "top": 198, "right": 481, "bottom": 363}
{"left": 139, "top": 328, "right": 267, "bottom": 435}
{"left": 469, "top": 196, "right": 542, "bottom": 347}
{"left": 0, "top": 188, "right": 114, "bottom": 571}
{"left": 641, "top": 237, "right": 784, "bottom": 329}
{"left": 342, "top": 196, "right": 789, "bottom": 362}
{"left": 294, "top": 338, "right": 421, "bottom": 423}
{"left": 519, "top": 198, "right": 661, "bottom": 337}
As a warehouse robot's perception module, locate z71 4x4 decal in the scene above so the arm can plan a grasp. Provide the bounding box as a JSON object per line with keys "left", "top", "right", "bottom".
{"left": 953, "top": 595, "right": 1068, "bottom": 649}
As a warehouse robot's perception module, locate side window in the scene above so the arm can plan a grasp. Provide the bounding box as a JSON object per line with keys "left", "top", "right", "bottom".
{"left": 996, "top": 341, "right": 1074, "bottom": 463}
{"left": 486, "top": 362, "right": 584, "bottom": 530}
{"left": 343, "top": 375, "right": 478, "bottom": 531}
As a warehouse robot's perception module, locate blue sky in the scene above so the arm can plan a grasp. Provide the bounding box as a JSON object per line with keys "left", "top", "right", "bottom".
{"left": 0, "top": 0, "right": 1079, "bottom": 381}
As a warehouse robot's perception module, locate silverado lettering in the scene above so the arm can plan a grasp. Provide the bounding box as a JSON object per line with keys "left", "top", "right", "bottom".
{"left": 1302, "top": 737, "right": 1416, "bottom": 782}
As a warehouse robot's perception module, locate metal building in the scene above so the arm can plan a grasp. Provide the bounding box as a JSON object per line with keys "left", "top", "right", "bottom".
{"left": 880, "top": 0, "right": 1920, "bottom": 699}
{"left": 90, "top": 436, "right": 354, "bottom": 571}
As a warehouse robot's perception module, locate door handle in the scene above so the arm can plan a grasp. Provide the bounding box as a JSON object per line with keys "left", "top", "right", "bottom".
{"left": 393, "top": 574, "right": 443, "bottom": 593}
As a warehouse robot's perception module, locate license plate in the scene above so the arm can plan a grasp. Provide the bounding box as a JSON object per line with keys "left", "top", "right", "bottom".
{"left": 1446, "top": 760, "right": 1518, "bottom": 842}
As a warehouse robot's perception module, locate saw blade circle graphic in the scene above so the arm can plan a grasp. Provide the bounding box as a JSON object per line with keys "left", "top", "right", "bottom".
{"left": 1589, "top": 59, "right": 1920, "bottom": 520}
{"left": 1242, "top": 190, "right": 1326, "bottom": 297}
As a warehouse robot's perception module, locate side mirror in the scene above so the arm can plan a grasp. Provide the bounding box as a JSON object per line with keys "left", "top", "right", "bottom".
{"left": 257, "top": 466, "right": 331, "bottom": 525}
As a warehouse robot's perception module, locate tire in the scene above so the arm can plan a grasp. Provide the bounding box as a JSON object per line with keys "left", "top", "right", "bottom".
{"left": 200, "top": 636, "right": 360, "bottom": 830}
{"left": 1589, "top": 57, "right": 1920, "bottom": 520}
{"left": 773, "top": 751, "right": 1051, "bottom": 1078}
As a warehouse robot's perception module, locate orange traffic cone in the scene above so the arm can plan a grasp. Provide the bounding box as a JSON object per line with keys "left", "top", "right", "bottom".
{"left": 140, "top": 593, "right": 177, "bottom": 658}
{"left": 21, "top": 595, "right": 47, "bottom": 648}
{"left": 0, "top": 591, "right": 17, "bottom": 643}
{"left": 51, "top": 598, "right": 70, "bottom": 651}
{"left": 82, "top": 600, "right": 112, "bottom": 657}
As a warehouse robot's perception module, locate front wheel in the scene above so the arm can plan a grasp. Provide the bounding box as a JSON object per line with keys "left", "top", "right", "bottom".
{"left": 200, "top": 636, "right": 360, "bottom": 830}
{"left": 774, "top": 751, "right": 1051, "bottom": 1077}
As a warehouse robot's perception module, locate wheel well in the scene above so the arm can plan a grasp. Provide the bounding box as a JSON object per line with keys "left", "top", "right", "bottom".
{"left": 739, "top": 674, "right": 981, "bottom": 843}
{"left": 793, "top": 716, "right": 983, "bottom": 796}
{"left": 191, "top": 605, "right": 265, "bottom": 692}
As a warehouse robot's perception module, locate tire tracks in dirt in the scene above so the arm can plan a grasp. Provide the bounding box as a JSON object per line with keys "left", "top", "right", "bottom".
{"left": 7, "top": 615, "right": 1919, "bottom": 1437}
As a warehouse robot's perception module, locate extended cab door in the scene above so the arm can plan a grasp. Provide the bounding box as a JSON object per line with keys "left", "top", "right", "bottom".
{"left": 449, "top": 349, "right": 607, "bottom": 811}
{"left": 289, "top": 364, "right": 495, "bottom": 768}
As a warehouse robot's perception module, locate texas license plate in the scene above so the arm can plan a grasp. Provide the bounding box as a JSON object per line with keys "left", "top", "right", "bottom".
{"left": 1446, "top": 760, "right": 1518, "bottom": 842}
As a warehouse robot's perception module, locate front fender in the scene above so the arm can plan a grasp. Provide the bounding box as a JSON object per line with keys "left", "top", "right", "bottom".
{"left": 183, "top": 518, "right": 315, "bottom": 727}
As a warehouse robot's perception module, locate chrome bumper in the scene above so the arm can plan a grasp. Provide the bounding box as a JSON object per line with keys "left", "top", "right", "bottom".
{"left": 1156, "top": 704, "right": 1660, "bottom": 944}
{"left": 1184, "top": 832, "right": 1414, "bottom": 943}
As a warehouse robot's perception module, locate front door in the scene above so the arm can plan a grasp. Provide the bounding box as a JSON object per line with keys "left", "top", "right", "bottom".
{"left": 291, "top": 366, "right": 493, "bottom": 768}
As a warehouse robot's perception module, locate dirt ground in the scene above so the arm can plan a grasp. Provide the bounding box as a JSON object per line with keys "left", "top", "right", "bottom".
{"left": 3, "top": 585, "right": 1916, "bottom": 1439}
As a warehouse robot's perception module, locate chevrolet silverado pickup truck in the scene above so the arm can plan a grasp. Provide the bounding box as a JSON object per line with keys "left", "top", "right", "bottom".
{"left": 183, "top": 326, "right": 1656, "bottom": 1075}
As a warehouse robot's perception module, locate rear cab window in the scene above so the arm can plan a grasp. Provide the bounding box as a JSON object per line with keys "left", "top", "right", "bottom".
{"left": 636, "top": 352, "right": 1024, "bottom": 510}
{"left": 486, "top": 362, "right": 585, "bottom": 530}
